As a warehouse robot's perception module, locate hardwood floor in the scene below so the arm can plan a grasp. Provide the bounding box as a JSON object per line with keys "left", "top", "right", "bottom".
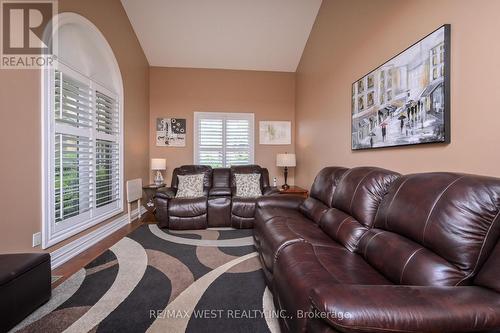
{"left": 51, "top": 211, "right": 157, "bottom": 289}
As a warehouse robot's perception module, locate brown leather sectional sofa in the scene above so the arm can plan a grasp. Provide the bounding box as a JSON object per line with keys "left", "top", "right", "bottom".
{"left": 254, "top": 166, "right": 500, "bottom": 333}
{"left": 155, "top": 164, "right": 279, "bottom": 229}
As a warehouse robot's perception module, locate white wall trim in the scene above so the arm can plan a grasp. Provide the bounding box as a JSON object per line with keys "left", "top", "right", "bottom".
{"left": 50, "top": 206, "right": 146, "bottom": 269}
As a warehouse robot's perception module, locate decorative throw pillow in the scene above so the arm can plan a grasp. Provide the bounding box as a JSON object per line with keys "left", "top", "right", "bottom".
{"left": 176, "top": 174, "right": 205, "bottom": 198}
{"left": 234, "top": 173, "right": 262, "bottom": 198}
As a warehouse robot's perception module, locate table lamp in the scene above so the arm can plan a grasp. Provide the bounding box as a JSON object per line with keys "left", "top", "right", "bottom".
{"left": 276, "top": 153, "right": 296, "bottom": 190}
{"left": 151, "top": 158, "right": 166, "bottom": 186}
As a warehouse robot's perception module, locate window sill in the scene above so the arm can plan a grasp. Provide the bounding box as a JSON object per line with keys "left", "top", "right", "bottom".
{"left": 43, "top": 206, "right": 123, "bottom": 249}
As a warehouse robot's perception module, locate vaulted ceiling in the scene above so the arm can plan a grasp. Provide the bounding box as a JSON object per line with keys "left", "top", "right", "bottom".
{"left": 121, "top": 0, "right": 322, "bottom": 72}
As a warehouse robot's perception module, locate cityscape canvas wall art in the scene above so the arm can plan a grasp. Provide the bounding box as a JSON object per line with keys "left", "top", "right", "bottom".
{"left": 351, "top": 25, "right": 450, "bottom": 150}
{"left": 156, "top": 118, "right": 186, "bottom": 147}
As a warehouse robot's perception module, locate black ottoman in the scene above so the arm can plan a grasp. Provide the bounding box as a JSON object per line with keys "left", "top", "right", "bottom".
{"left": 0, "top": 253, "right": 51, "bottom": 332}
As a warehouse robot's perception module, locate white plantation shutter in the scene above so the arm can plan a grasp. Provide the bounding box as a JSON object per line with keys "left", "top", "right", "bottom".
{"left": 198, "top": 118, "right": 224, "bottom": 167}
{"left": 55, "top": 71, "right": 92, "bottom": 128}
{"left": 96, "top": 91, "right": 119, "bottom": 135}
{"left": 47, "top": 62, "right": 122, "bottom": 243}
{"left": 54, "top": 134, "right": 92, "bottom": 223}
{"left": 95, "top": 91, "right": 120, "bottom": 209}
{"left": 54, "top": 70, "right": 93, "bottom": 225}
{"left": 226, "top": 119, "right": 251, "bottom": 166}
{"left": 194, "top": 112, "right": 254, "bottom": 167}
{"left": 95, "top": 139, "right": 120, "bottom": 208}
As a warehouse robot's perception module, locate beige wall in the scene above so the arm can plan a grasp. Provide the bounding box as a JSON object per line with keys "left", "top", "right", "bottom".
{"left": 149, "top": 67, "right": 296, "bottom": 186}
{"left": 295, "top": 0, "right": 500, "bottom": 187}
{"left": 0, "top": 0, "right": 149, "bottom": 253}
{"left": 4, "top": 0, "right": 498, "bottom": 252}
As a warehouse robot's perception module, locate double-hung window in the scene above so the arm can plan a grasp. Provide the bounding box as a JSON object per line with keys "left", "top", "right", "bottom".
{"left": 43, "top": 61, "right": 122, "bottom": 248}
{"left": 194, "top": 112, "right": 254, "bottom": 167}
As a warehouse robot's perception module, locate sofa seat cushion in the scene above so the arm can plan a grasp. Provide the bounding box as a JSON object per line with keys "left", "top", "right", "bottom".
{"left": 231, "top": 215, "right": 254, "bottom": 229}
{"left": 258, "top": 216, "right": 339, "bottom": 274}
{"left": 273, "top": 241, "right": 391, "bottom": 332}
{"left": 255, "top": 206, "right": 305, "bottom": 226}
{"left": 231, "top": 197, "right": 257, "bottom": 218}
{"left": 254, "top": 207, "right": 306, "bottom": 250}
{"left": 168, "top": 197, "right": 207, "bottom": 217}
{"left": 309, "top": 284, "right": 500, "bottom": 333}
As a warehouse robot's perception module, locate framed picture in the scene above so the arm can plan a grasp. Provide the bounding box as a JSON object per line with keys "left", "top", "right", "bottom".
{"left": 351, "top": 24, "right": 450, "bottom": 150}
{"left": 259, "top": 121, "right": 291, "bottom": 145}
{"left": 156, "top": 118, "right": 186, "bottom": 147}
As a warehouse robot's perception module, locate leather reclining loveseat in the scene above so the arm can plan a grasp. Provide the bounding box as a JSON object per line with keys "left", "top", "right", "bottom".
{"left": 254, "top": 166, "right": 500, "bottom": 333}
{"left": 155, "top": 164, "right": 278, "bottom": 229}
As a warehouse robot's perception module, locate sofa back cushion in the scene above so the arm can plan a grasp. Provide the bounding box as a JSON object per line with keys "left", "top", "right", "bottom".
{"left": 212, "top": 168, "right": 231, "bottom": 188}
{"left": 475, "top": 238, "right": 500, "bottom": 292}
{"left": 359, "top": 228, "right": 469, "bottom": 285}
{"left": 319, "top": 167, "right": 400, "bottom": 251}
{"left": 171, "top": 165, "right": 213, "bottom": 189}
{"left": 360, "top": 173, "right": 500, "bottom": 286}
{"left": 299, "top": 167, "right": 348, "bottom": 223}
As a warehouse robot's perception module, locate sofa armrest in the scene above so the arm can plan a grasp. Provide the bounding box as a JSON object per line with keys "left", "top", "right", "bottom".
{"left": 209, "top": 187, "right": 232, "bottom": 197}
{"left": 309, "top": 284, "right": 500, "bottom": 333}
{"left": 154, "top": 195, "right": 170, "bottom": 228}
{"left": 263, "top": 186, "right": 280, "bottom": 196}
{"left": 256, "top": 195, "right": 305, "bottom": 211}
{"left": 156, "top": 187, "right": 176, "bottom": 199}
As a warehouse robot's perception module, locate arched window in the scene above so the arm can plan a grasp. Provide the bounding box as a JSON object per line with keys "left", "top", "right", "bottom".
{"left": 42, "top": 13, "right": 123, "bottom": 248}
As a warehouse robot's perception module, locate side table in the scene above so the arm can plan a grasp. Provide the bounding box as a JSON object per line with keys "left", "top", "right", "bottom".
{"left": 278, "top": 185, "right": 308, "bottom": 198}
{"left": 142, "top": 184, "right": 166, "bottom": 213}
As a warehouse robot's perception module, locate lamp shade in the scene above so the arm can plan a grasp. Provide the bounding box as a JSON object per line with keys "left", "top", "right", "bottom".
{"left": 151, "top": 158, "right": 166, "bottom": 170}
{"left": 276, "top": 153, "right": 296, "bottom": 167}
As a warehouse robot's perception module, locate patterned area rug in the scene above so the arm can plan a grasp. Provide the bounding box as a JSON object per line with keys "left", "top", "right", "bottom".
{"left": 12, "top": 225, "right": 281, "bottom": 333}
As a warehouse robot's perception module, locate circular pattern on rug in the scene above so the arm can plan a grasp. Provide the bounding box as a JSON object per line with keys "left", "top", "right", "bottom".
{"left": 13, "top": 225, "right": 280, "bottom": 333}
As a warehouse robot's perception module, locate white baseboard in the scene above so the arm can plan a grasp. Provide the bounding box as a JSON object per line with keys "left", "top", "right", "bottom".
{"left": 50, "top": 206, "right": 147, "bottom": 269}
